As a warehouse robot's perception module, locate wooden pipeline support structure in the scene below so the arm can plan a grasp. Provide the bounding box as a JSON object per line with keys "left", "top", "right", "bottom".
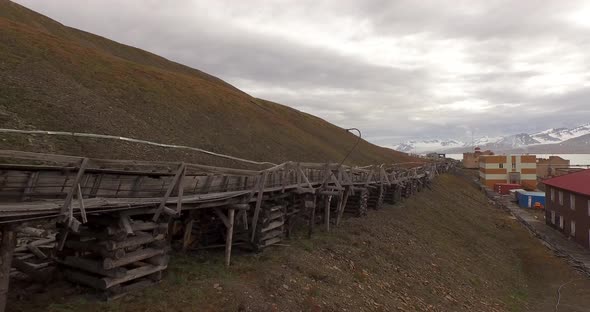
{"left": 0, "top": 150, "right": 455, "bottom": 310}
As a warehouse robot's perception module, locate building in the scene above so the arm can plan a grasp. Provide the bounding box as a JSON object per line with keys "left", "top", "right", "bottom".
{"left": 426, "top": 152, "right": 446, "bottom": 159}
{"left": 516, "top": 190, "right": 545, "bottom": 209}
{"left": 537, "top": 156, "right": 570, "bottom": 179}
{"left": 543, "top": 169, "right": 590, "bottom": 249}
{"left": 479, "top": 155, "right": 537, "bottom": 189}
{"left": 462, "top": 147, "right": 494, "bottom": 169}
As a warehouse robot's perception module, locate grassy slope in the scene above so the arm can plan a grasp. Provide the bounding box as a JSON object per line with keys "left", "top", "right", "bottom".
{"left": 11, "top": 173, "right": 590, "bottom": 312}
{"left": 0, "top": 0, "right": 415, "bottom": 168}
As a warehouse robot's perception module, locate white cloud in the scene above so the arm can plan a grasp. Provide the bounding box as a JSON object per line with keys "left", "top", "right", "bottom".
{"left": 13, "top": 0, "right": 590, "bottom": 144}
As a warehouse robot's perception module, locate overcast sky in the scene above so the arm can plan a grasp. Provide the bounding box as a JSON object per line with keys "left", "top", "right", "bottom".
{"left": 15, "top": 0, "right": 590, "bottom": 146}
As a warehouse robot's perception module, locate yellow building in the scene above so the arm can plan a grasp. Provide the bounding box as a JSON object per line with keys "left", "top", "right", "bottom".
{"left": 479, "top": 155, "right": 537, "bottom": 189}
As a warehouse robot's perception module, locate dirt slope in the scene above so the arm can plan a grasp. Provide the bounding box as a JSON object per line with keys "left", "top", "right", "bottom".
{"left": 0, "top": 0, "right": 415, "bottom": 167}
{"left": 10, "top": 173, "right": 590, "bottom": 312}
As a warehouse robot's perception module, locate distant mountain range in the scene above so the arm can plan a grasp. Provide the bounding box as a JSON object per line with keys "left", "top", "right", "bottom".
{"left": 392, "top": 123, "right": 590, "bottom": 154}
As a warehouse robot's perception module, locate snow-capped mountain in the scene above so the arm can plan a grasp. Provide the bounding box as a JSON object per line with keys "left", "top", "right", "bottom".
{"left": 392, "top": 123, "right": 590, "bottom": 153}
{"left": 531, "top": 123, "right": 590, "bottom": 144}
{"left": 471, "top": 136, "right": 504, "bottom": 147}
{"left": 392, "top": 139, "right": 464, "bottom": 153}
{"left": 391, "top": 136, "right": 504, "bottom": 153}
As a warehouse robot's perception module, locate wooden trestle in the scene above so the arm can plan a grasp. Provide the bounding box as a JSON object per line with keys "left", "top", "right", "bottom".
{"left": 0, "top": 150, "right": 454, "bottom": 309}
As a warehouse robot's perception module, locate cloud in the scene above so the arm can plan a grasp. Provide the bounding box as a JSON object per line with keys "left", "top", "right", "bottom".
{"left": 13, "top": 0, "right": 590, "bottom": 145}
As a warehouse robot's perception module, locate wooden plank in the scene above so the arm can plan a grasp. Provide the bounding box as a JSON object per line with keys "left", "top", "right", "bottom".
{"left": 65, "top": 240, "right": 126, "bottom": 259}
{"left": 102, "top": 264, "right": 167, "bottom": 289}
{"left": 64, "top": 264, "right": 167, "bottom": 290}
{"left": 103, "top": 248, "right": 165, "bottom": 269}
{"left": 26, "top": 244, "right": 46, "bottom": 259}
{"left": 103, "top": 232, "right": 163, "bottom": 251}
{"left": 59, "top": 256, "right": 126, "bottom": 278}
{"left": 104, "top": 278, "right": 159, "bottom": 301}
{"left": 200, "top": 174, "right": 214, "bottom": 194}
{"left": 21, "top": 172, "right": 39, "bottom": 201}
{"left": 14, "top": 237, "right": 55, "bottom": 253}
{"left": 12, "top": 258, "right": 52, "bottom": 282}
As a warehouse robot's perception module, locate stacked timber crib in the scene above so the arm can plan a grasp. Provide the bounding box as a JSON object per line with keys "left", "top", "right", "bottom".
{"left": 0, "top": 150, "right": 455, "bottom": 311}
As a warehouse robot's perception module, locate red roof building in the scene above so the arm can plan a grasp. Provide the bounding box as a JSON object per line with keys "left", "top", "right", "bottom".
{"left": 543, "top": 169, "right": 590, "bottom": 249}
{"left": 543, "top": 169, "right": 590, "bottom": 197}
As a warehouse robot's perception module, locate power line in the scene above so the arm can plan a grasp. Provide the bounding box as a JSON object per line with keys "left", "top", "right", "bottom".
{"left": 0, "top": 128, "right": 278, "bottom": 166}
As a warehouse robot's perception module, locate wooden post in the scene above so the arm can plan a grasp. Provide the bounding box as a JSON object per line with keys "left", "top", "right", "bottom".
{"left": 62, "top": 158, "right": 89, "bottom": 217}
{"left": 250, "top": 171, "right": 268, "bottom": 242}
{"left": 182, "top": 219, "right": 194, "bottom": 252}
{"left": 308, "top": 195, "right": 317, "bottom": 238}
{"left": 0, "top": 226, "right": 16, "bottom": 312}
{"left": 225, "top": 208, "right": 235, "bottom": 267}
{"left": 153, "top": 163, "right": 185, "bottom": 221}
{"left": 335, "top": 189, "right": 346, "bottom": 226}
{"left": 77, "top": 184, "right": 88, "bottom": 223}
{"left": 324, "top": 195, "right": 330, "bottom": 232}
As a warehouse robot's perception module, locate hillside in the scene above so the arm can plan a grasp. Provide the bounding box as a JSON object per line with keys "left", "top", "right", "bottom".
{"left": 0, "top": 0, "right": 415, "bottom": 168}
{"left": 10, "top": 173, "right": 590, "bottom": 311}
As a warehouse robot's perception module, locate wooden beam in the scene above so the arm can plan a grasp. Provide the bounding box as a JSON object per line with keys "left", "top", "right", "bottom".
{"left": 364, "top": 171, "right": 374, "bottom": 187}
{"left": 329, "top": 171, "right": 342, "bottom": 189}
{"left": 176, "top": 167, "right": 186, "bottom": 214}
{"left": 298, "top": 167, "right": 314, "bottom": 189}
{"left": 213, "top": 208, "right": 230, "bottom": 228}
{"left": 381, "top": 168, "right": 391, "bottom": 186}
{"left": 119, "top": 215, "right": 134, "bottom": 235}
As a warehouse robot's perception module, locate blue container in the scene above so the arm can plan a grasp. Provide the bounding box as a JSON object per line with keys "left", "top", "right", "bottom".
{"left": 516, "top": 190, "right": 546, "bottom": 208}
